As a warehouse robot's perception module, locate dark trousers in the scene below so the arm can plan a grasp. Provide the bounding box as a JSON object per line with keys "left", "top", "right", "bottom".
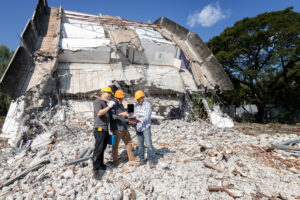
{"left": 92, "top": 128, "right": 108, "bottom": 170}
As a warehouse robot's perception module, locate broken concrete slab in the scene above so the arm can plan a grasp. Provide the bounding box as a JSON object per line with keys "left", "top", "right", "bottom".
{"left": 31, "top": 132, "right": 53, "bottom": 149}
{"left": 1, "top": 98, "right": 27, "bottom": 147}
{"left": 156, "top": 17, "right": 233, "bottom": 91}
{"left": 1, "top": 159, "right": 50, "bottom": 189}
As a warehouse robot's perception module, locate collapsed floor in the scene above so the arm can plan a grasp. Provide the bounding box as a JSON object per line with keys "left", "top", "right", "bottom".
{"left": 0, "top": 104, "right": 299, "bottom": 200}
{"left": 0, "top": 1, "right": 299, "bottom": 199}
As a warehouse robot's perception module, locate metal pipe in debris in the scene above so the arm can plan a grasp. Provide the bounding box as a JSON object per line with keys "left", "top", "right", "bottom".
{"left": 65, "top": 156, "right": 92, "bottom": 166}
{"left": 77, "top": 149, "right": 88, "bottom": 159}
{"left": 86, "top": 149, "right": 93, "bottom": 156}
{"left": 1, "top": 159, "right": 50, "bottom": 189}
{"left": 279, "top": 138, "right": 300, "bottom": 146}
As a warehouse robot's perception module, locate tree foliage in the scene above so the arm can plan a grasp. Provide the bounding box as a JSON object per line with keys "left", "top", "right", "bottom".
{"left": 0, "top": 45, "right": 14, "bottom": 116}
{"left": 207, "top": 7, "right": 300, "bottom": 123}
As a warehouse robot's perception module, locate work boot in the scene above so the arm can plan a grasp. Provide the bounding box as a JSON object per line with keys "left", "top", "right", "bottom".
{"left": 137, "top": 160, "right": 146, "bottom": 166}
{"left": 149, "top": 161, "right": 155, "bottom": 169}
{"left": 93, "top": 170, "right": 101, "bottom": 180}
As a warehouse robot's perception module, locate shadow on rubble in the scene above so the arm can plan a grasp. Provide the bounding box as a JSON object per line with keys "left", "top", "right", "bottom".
{"left": 118, "top": 147, "right": 176, "bottom": 167}
{"left": 153, "top": 147, "right": 176, "bottom": 164}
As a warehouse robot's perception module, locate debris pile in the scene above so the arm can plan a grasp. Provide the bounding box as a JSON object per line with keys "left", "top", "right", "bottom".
{"left": 0, "top": 104, "right": 299, "bottom": 200}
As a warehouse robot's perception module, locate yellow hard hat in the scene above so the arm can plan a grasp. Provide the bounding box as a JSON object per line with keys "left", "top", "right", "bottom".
{"left": 114, "top": 89, "right": 125, "bottom": 98}
{"left": 134, "top": 90, "right": 145, "bottom": 100}
{"left": 100, "top": 86, "right": 113, "bottom": 95}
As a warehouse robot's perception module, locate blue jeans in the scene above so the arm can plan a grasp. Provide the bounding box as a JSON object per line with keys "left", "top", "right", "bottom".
{"left": 136, "top": 127, "right": 154, "bottom": 161}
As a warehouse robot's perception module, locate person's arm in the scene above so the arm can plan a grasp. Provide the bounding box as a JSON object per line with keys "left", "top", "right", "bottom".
{"left": 118, "top": 112, "right": 129, "bottom": 118}
{"left": 97, "top": 106, "right": 110, "bottom": 116}
{"left": 95, "top": 100, "right": 115, "bottom": 117}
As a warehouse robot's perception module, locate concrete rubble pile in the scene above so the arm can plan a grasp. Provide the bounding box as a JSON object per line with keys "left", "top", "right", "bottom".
{"left": 0, "top": 104, "right": 299, "bottom": 200}
{"left": 0, "top": 1, "right": 299, "bottom": 199}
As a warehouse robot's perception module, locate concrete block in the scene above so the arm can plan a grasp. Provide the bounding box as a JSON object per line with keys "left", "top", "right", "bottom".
{"left": 161, "top": 17, "right": 190, "bottom": 40}
{"left": 203, "top": 56, "right": 233, "bottom": 90}
{"left": 1, "top": 99, "right": 26, "bottom": 147}
{"left": 187, "top": 33, "right": 211, "bottom": 61}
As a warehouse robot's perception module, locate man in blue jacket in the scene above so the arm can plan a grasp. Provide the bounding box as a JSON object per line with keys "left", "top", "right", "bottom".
{"left": 110, "top": 89, "right": 138, "bottom": 167}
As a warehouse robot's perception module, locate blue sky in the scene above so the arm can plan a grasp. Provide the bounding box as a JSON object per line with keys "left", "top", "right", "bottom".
{"left": 0, "top": 0, "right": 299, "bottom": 51}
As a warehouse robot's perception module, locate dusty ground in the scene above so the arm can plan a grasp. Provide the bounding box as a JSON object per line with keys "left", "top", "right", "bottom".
{"left": 234, "top": 122, "right": 300, "bottom": 136}
{"left": 0, "top": 104, "right": 299, "bottom": 199}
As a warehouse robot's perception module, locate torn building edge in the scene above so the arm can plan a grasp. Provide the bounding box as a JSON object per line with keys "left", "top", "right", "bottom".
{"left": 0, "top": 0, "right": 234, "bottom": 147}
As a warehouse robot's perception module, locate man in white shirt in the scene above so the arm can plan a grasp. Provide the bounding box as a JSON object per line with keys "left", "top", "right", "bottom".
{"left": 131, "top": 90, "right": 155, "bottom": 168}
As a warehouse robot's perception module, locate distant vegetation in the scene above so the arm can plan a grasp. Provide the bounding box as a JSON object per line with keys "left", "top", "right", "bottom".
{"left": 206, "top": 7, "right": 300, "bottom": 123}
{"left": 0, "top": 45, "right": 13, "bottom": 116}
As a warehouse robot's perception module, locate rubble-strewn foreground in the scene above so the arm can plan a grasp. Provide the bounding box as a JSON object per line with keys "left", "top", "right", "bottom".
{"left": 0, "top": 1, "right": 299, "bottom": 199}
{"left": 0, "top": 104, "right": 299, "bottom": 200}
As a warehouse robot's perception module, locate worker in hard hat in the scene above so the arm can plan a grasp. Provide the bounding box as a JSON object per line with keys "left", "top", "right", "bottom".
{"left": 129, "top": 90, "right": 155, "bottom": 168}
{"left": 92, "top": 86, "right": 116, "bottom": 180}
{"left": 110, "top": 89, "right": 138, "bottom": 167}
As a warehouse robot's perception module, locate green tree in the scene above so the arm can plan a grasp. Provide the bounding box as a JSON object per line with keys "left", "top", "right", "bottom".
{"left": 0, "top": 45, "right": 14, "bottom": 116}
{"left": 207, "top": 7, "right": 300, "bottom": 123}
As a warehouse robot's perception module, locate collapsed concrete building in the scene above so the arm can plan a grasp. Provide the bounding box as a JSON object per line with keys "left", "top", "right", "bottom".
{"left": 0, "top": 0, "right": 233, "bottom": 146}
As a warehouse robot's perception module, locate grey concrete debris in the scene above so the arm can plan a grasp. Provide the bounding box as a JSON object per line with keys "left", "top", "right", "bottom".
{"left": 0, "top": 103, "right": 299, "bottom": 199}
{"left": 0, "top": 1, "right": 298, "bottom": 199}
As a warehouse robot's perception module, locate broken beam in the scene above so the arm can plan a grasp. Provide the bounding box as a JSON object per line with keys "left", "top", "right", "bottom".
{"left": 64, "top": 155, "right": 92, "bottom": 166}
{"left": 266, "top": 144, "right": 300, "bottom": 152}
{"left": 1, "top": 159, "right": 50, "bottom": 189}
{"left": 208, "top": 185, "right": 245, "bottom": 198}
{"left": 203, "top": 161, "right": 228, "bottom": 173}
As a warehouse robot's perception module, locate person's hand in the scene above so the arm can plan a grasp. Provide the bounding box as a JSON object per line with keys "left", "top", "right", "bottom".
{"left": 128, "top": 120, "right": 136, "bottom": 125}
{"left": 132, "top": 118, "right": 141, "bottom": 123}
{"left": 118, "top": 112, "right": 129, "bottom": 118}
{"left": 107, "top": 101, "right": 116, "bottom": 108}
